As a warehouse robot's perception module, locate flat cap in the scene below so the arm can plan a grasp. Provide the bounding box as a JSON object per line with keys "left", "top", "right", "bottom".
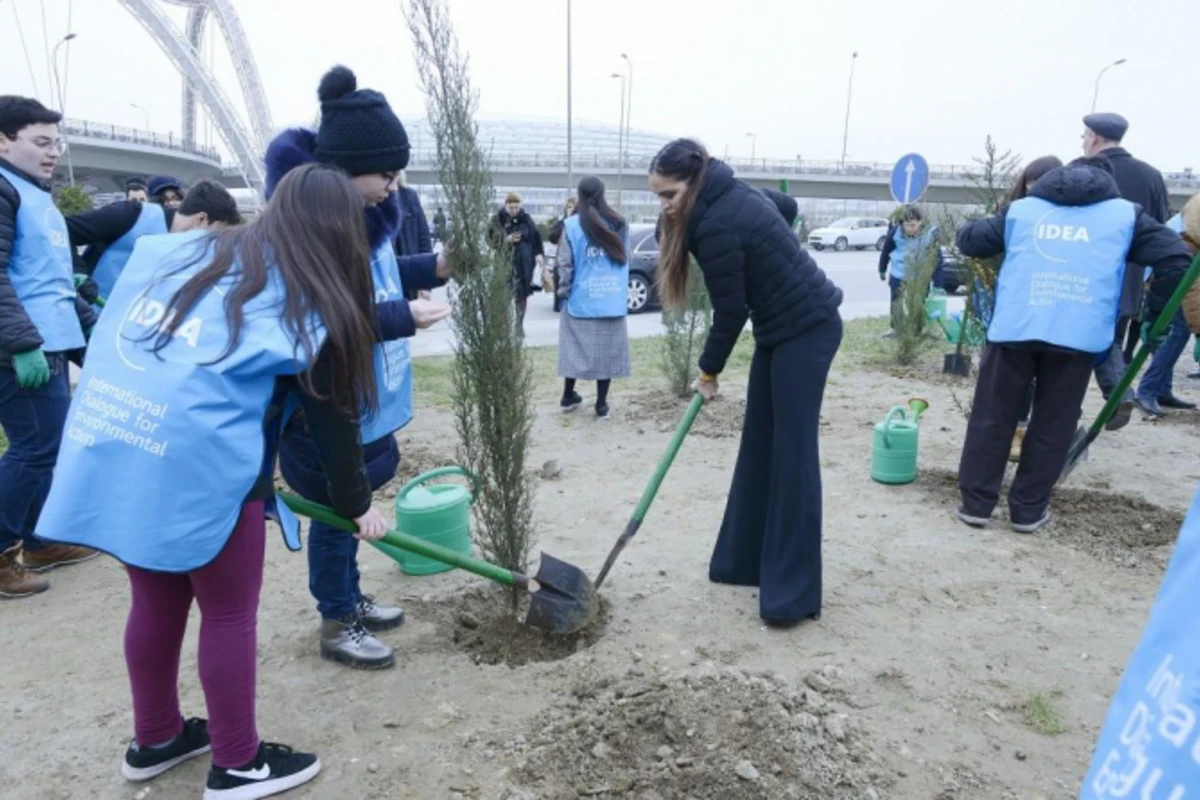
{"left": 1083, "top": 112, "right": 1129, "bottom": 142}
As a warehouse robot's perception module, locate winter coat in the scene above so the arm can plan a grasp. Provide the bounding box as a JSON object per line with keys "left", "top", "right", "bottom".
{"left": 686, "top": 159, "right": 843, "bottom": 376}
{"left": 1176, "top": 195, "right": 1200, "bottom": 333}
{"left": 1101, "top": 147, "right": 1172, "bottom": 317}
{"left": 490, "top": 208, "right": 544, "bottom": 297}
{"left": 394, "top": 186, "right": 433, "bottom": 301}
{"left": 0, "top": 159, "right": 97, "bottom": 367}
{"left": 758, "top": 188, "right": 799, "bottom": 228}
{"left": 956, "top": 162, "right": 1190, "bottom": 327}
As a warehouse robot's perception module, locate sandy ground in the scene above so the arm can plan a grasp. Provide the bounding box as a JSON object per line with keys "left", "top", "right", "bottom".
{"left": 3, "top": 336, "right": 1199, "bottom": 799}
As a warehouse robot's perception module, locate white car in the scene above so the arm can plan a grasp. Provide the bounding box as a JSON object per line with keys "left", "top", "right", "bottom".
{"left": 807, "top": 217, "right": 890, "bottom": 252}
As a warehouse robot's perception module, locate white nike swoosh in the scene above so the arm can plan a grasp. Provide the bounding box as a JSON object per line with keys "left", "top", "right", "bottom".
{"left": 226, "top": 764, "right": 270, "bottom": 781}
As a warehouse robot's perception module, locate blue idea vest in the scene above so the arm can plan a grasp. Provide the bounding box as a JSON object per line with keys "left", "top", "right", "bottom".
{"left": 988, "top": 196, "right": 1135, "bottom": 354}
{"left": 35, "top": 230, "right": 323, "bottom": 572}
{"left": 1080, "top": 484, "right": 1200, "bottom": 800}
{"left": 91, "top": 202, "right": 169, "bottom": 302}
{"left": 888, "top": 225, "right": 939, "bottom": 281}
{"left": 0, "top": 164, "right": 85, "bottom": 351}
{"left": 359, "top": 241, "right": 413, "bottom": 443}
{"left": 564, "top": 216, "right": 629, "bottom": 319}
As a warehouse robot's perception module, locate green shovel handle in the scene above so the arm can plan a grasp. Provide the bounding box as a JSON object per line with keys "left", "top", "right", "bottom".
{"left": 277, "top": 491, "right": 522, "bottom": 588}
{"left": 631, "top": 392, "right": 704, "bottom": 522}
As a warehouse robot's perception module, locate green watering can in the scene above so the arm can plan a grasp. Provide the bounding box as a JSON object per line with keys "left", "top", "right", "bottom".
{"left": 924, "top": 287, "right": 948, "bottom": 322}
{"left": 373, "top": 466, "right": 476, "bottom": 575}
{"left": 871, "top": 398, "right": 929, "bottom": 485}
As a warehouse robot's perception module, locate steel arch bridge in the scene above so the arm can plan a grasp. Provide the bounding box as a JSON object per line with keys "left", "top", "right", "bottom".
{"left": 116, "top": 0, "right": 272, "bottom": 191}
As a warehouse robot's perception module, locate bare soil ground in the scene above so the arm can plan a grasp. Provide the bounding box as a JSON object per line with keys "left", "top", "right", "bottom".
{"left": 4, "top": 319, "right": 1198, "bottom": 799}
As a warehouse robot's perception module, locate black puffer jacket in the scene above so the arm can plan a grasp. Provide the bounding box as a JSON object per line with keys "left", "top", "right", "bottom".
{"left": 686, "top": 160, "right": 842, "bottom": 376}
{"left": 956, "top": 162, "right": 1190, "bottom": 319}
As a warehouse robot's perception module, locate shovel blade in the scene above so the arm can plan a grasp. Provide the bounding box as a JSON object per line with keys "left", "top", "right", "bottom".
{"left": 1058, "top": 425, "right": 1090, "bottom": 483}
{"left": 524, "top": 552, "right": 596, "bottom": 635}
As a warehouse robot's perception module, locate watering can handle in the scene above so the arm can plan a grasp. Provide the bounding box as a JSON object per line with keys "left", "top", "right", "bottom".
{"left": 397, "top": 466, "right": 479, "bottom": 504}
{"left": 882, "top": 406, "right": 908, "bottom": 449}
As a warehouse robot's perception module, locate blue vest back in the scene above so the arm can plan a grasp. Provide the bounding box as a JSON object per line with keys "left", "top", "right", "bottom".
{"left": 0, "top": 164, "right": 85, "bottom": 351}
{"left": 988, "top": 196, "right": 1134, "bottom": 353}
{"left": 35, "top": 231, "right": 325, "bottom": 572}
{"left": 1080, "top": 484, "right": 1200, "bottom": 799}
{"left": 1168, "top": 213, "right": 1183, "bottom": 234}
{"left": 91, "top": 202, "right": 169, "bottom": 301}
{"left": 359, "top": 241, "right": 413, "bottom": 443}
{"left": 889, "top": 225, "right": 938, "bottom": 281}
{"left": 564, "top": 216, "right": 629, "bottom": 319}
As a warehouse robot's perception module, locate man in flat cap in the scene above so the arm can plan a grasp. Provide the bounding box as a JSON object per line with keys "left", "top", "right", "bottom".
{"left": 1082, "top": 112, "right": 1179, "bottom": 422}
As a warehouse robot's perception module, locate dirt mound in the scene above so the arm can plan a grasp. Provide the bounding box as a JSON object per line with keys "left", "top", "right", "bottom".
{"left": 496, "top": 664, "right": 892, "bottom": 799}
{"left": 1156, "top": 410, "right": 1200, "bottom": 431}
{"left": 627, "top": 389, "right": 745, "bottom": 439}
{"left": 917, "top": 468, "right": 1181, "bottom": 570}
{"left": 409, "top": 586, "right": 609, "bottom": 668}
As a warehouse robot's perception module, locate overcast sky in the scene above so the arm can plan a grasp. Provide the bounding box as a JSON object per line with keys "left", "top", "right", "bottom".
{"left": 3, "top": 0, "right": 1198, "bottom": 171}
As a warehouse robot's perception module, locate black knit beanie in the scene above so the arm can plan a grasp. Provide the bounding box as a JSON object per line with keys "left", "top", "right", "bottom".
{"left": 313, "top": 66, "right": 410, "bottom": 176}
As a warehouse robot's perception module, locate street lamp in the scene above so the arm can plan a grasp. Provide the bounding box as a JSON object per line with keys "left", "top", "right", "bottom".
{"left": 620, "top": 52, "right": 633, "bottom": 176}
{"left": 130, "top": 103, "right": 150, "bottom": 130}
{"left": 745, "top": 132, "right": 757, "bottom": 163}
{"left": 1091, "top": 58, "right": 1127, "bottom": 113}
{"left": 840, "top": 51, "right": 858, "bottom": 172}
{"left": 611, "top": 73, "right": 627, "bottom": 210}
{"left": 52, "top": 33, "right": 78, "bottom": 186}
{"left": 566, "top": 0, "right": 573, "bottom": 197}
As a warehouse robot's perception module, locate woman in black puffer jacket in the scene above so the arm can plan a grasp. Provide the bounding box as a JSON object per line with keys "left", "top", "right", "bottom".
{"left": 650, "top": 139, "right": 843, "bottom": 626}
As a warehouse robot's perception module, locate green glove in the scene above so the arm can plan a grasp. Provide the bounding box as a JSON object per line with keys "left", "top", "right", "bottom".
{"left": 12, "top": 348, "right": 51, "bottom": 389}
{"left": 1141, "top": 320, "right": 1168, "bottom": 353}
{"left": 72, "top": 273, "right": 88, "bottom": 289}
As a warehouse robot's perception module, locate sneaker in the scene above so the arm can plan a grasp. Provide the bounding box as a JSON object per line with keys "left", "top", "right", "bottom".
{"left": 204, "top": 742, "right": 320, "bottom": 800}
{"left": 955, "top": 507, "right": 990, "bottom": 528}
{"left": 319, "top": 615, "right": 395, "bottom": 670}
{"left": 560, "top": 392, "right": 583, "bottom": 413}
{"left": 21, "top": 543, "right": 101, "bottom": 573}
{"left": 1105, "top": 400, "right": 1135, "bottom": 431}
{"left": 1012, "top": 510, "right": 1051, "bottom": 534}
{"left": 595, "top": 402, "right": 610, "bottom": 419}
{"left": 122, "top": 717, "right": 211, "bottom": 782}
{"left": 357, "top": 595, "right": 405, "bottom": 632}
{"left": 0, "top": 544, "right": 49, "bottom": 599}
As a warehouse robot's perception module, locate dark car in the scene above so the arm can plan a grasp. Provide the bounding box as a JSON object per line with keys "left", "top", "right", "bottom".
{"left": 939, "top": 245, "right": 970, "bottom": 294}
{"left": 552, "top": 223, "right": 660, "bottom": 314}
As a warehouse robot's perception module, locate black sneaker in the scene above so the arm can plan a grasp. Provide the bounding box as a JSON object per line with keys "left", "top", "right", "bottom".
{"left": 595, "top": 402, "right": 610, "bottom": 419}
{"left": 560, "top": 392, "right": 583, "bottom": 412}
{"left": 122, "top": 717, "right": 211, "bottom": 781}
{"left": 205, "top": 742, "right": 321, "bottom": 800}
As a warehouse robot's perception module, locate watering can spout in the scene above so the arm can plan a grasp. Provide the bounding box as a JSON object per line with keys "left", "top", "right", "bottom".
{"left": 908, "top": 397, "right": 929, "bottom": 424}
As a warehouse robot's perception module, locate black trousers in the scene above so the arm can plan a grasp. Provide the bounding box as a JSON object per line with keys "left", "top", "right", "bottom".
{"left": 959, "top": 344, "right": 1093, "bottom": 524}
{"left": 709, "top": 315, "right": 843, "bottom": 622}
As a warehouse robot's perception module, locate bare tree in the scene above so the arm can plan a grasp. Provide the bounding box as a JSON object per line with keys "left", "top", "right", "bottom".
{"left": 405, "top": 0, "right": 536, "bottom": 607}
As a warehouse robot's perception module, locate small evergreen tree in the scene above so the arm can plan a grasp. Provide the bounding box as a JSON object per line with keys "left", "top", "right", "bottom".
{"left": 660, "top": 260, "right": 711, "bottom": 397}
{"left": 54, "top": 185, "right": 92, "bottom": 215}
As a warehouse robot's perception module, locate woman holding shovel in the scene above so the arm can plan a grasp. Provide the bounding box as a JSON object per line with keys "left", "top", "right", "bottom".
{"left": 649, "top": 139, "right": 844, "bottom": 627}
{"left": 33, "top": 164, "right": 387, "bottom": 799}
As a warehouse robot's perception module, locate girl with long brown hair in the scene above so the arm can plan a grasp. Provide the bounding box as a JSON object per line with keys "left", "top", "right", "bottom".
{"left": 35, "top": 163, "right": 387, "bottom": 799}
{"left": 649, "top": 138, "right": 844, "bottom": 626}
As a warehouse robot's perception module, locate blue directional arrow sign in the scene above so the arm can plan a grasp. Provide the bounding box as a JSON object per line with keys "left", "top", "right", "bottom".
{"left": 890, "top": 153, "right": 930, "bottom": 204}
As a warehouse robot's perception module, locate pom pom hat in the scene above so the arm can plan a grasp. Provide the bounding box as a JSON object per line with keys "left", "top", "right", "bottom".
{"left": 313, "top": 65, "right": 410, "bottom": 177}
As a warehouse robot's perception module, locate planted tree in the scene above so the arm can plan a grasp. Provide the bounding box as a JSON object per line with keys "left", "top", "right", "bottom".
{"left": 660, "top": 260, "right": 712, "bottom": 396}
{"left": 405, "top": 0, "right": 536, "bottom": 608}
{"left": 892, "top": 222, "right": 942, "bottom": 366}
{"left": 54, "top": 185, "right": 92, "bottom": 215}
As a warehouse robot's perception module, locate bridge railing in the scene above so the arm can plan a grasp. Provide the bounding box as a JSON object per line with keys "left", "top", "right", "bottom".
{"left": 61, "top": 119, "right": 222, "bottom": 162}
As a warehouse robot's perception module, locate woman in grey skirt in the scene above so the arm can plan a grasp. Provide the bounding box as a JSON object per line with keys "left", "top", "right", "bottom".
{"left": 556, "top": 176, "right": 631, "bottom": 419}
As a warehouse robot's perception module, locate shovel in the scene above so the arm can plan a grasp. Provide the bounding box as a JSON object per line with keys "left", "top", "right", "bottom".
{"left": 278, "top": 492, "right": 596, "bottom": 635}
{"left": 595, "top": 392, "right": 704, "bottom": 589}
{"left": 1060, "top": 251, "right": 1200, "bottom": 482}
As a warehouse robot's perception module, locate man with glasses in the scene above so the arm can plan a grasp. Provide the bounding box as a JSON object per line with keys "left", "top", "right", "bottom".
{"left": 0, "top": 95, "right": 99, "bottom": 598}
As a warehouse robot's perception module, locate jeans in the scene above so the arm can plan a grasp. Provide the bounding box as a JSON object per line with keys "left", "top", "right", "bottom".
{"left": 279, "top": 430, "right": 400, "bottom": 620}
{"left": 1137, "top": 309, "right": 1191, "bottom": 400}
{"left": 0, "top": 356, "right": 70, "bottom": 552}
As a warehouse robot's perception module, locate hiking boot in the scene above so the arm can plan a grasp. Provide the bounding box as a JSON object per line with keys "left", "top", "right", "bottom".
{"left": 595, "top": 402, "right": 610, "bottom": 420}
{"left": 560, "top": 392, "right": 583, "bottom": 412}
{"left": 1008, "top": 427, "right": 1025, "bottom": 463}
{"left": 1106, "top": 400, "right": 1135, "bottom": 430}
{"left": 1012, "top": 510, "right": 1051, "bottom": 534}
{"left": 0, "top": 544, "right": 49, "bottom": 599}
{"left": 21, "top": 542, "right": 101, "bottom": 573}
{"left": 955, "top": 507, "right": 990, "bottom": 529}
{"left": 319, "top": 615, "right": 395, "bottom": 670}
{"left": 1159, "top": 393, "right": 1197, "bottom": 410}
{"left": 204, "top": 741, "right": 320, "bottom": 800}
{"left": 122, "top": 717, "right": 211, "bottom": 782}
{"left": 357, "top": 595, "right": 405, "bottom": 633}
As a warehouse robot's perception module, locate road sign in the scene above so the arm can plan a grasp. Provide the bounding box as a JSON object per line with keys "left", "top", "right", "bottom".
{"left": 890, "top": 153, "right": 930, "bottom": 205}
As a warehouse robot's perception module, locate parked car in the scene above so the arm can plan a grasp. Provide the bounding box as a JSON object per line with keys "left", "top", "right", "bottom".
{"left": 939, "top": 245, "right": 970, "bottom": 294}
{"left": 551, "top": 224, "right": 661, "bottom": 314}
{"left": 807, "top": 217, "right": 890, "bottom": 252}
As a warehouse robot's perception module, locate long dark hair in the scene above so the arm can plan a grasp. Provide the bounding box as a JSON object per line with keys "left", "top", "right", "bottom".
{"left": 576, "top": 176, "right": 626, "bottom": 263}
{"left": 650, "top": 138, "right": 710, "bottom": 309}
{"left": 1004, "top": 155, "right": 1063, "bottom": 208}
{"left": 151, "top": 164, "right": 379, "bottom": 415}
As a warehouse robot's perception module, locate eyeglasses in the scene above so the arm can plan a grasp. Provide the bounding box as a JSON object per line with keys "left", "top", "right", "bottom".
{"left": 19, "top": 137, "right": 68, "bottom": 155}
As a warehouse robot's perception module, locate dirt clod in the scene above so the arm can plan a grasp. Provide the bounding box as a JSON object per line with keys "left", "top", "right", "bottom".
{"left": 627, "top": 389, "right": 746, "bottom": 439}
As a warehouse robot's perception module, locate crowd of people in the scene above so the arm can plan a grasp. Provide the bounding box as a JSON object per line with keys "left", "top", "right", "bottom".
{"left": 0, "top": 58, "right": 1195, "bottom": 798}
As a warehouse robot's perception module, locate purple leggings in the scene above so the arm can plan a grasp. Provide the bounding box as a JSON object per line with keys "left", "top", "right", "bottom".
{"left": 124, "top": 501, "right": 265, "bottom": 768}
